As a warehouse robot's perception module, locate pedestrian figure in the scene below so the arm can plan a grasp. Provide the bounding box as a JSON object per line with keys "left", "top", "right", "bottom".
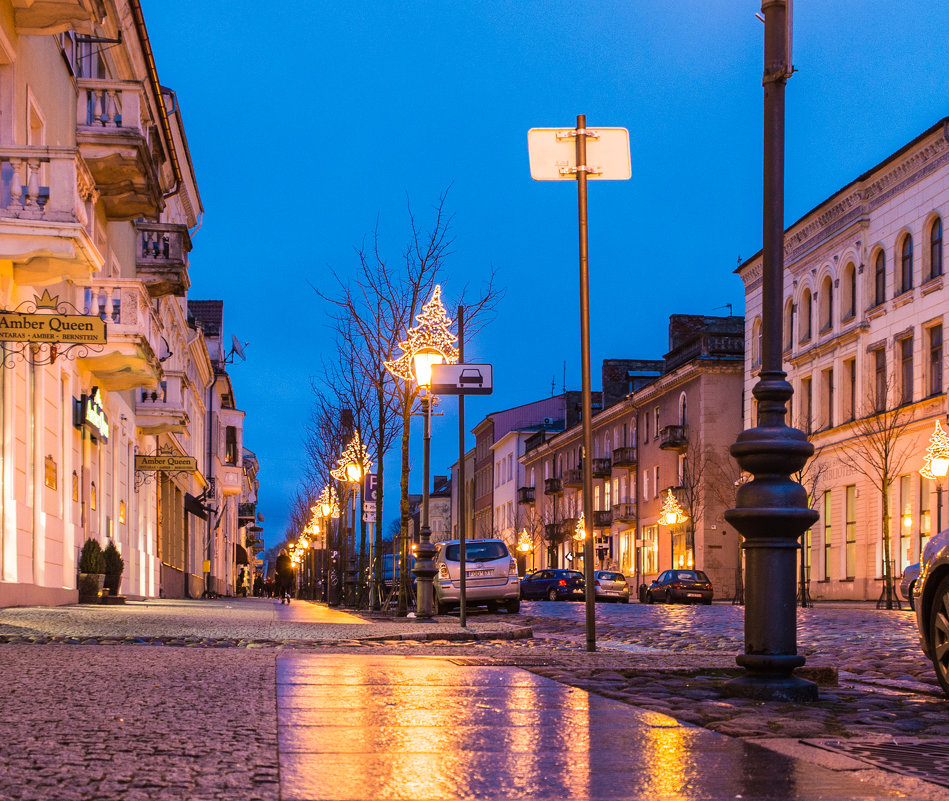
{"left": 275, "top": 549, "right": 294, "bottom": 604}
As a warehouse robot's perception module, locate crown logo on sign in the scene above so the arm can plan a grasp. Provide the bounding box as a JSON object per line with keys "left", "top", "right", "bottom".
{"left": 33, "top": 290, "right": 59, "bottom": 311}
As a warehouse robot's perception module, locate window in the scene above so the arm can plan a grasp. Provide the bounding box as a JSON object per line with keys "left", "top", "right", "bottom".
{"left": 642, "top": 525, "right": 659, "bottom": 574}
{"left": 842, "top": 263, "right": 856, "bottom": 321}
{"left": 644, "top": 413, "right": 650, "bottom": 442}
{"left": 899, "top": 336, "right": 913, "bottom": 405}
{"left": 900, "top": 234, "right": 914, "bottom": 294}
{"left": 899, "top": 475, "right": 911, "bottom": 574}
{"left": 821, "top": 368, "right": 834, "bottom": 429}
{"left": 845, "top": 485, "right": 856, "bottom": 580}
{"left": 643, "top": 470, "right": 650, "bottom": 501}
{"left": 931, "top": 218, "right": 944, "bottom": 280}
{"left": 873, "top": 347, "right": 887, "bottom": 412}
{"left": 921, "top": 476, "right": 933, "bottom": 559}
{"left": 751, "top": 317, "right": 762, "bottom": 367}
{"left": 874, "top": 250, "right": 886, "bottom": 306}
{"left": 225, "top": 426, "right": 238, "bottom": 465}
{"left": 783, "top": 299, "right": 794, "bottom": 351}
{"left": 822, "top": 490, "right": 832, "bottom": 581}
{"left": 678, "top": 392, "right": 687, "bottom": 426}
{"left": 800, "top": 288, "right": 812, "bottom": 342}
{"left": 929, "top": 324, "right": 943, "bottom": 397}
{"left": 654, "top": 407, "right": 660, "bottom": 438}
{"left": 819, "top": 275, "right": 833, "bottom": 333}
{"left": 654, "top": 466, "right": 659, "bottom": 497}
{"left": 844, "top": 358, "right": 856, "bottom": 422}
{"left": 800, "top": 376, "right": 813, "bottom": 433}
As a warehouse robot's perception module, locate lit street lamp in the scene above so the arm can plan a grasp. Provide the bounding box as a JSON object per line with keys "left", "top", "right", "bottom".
{"left": 658, "top": 489, "right": 690, "bottom": 569}
{"left": 920, "top": 420, "right": 949, "bottom": 534}
{"left": 331, "top": 432, "right": 373, "bottom": 607}
{"left": 385, "top": 286, "right": 458, "bottom": 619}
{"left": 317, "top": 487, "right": 339, "bottom": 602}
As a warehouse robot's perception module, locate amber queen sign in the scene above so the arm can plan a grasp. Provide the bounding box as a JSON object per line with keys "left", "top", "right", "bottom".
{"left": 0, "top": 290, "right": 106, "bottom": 344}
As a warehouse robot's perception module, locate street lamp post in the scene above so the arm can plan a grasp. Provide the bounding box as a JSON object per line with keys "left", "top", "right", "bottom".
{"left": 385, "top": 286, "right": 459, "bottom": 620}
{"left": 318, "top": 486, "right": 339, "bottom": 604}
{"left": 331, "top": 434, "right": 372, "bottom": 608}
{"left": 724, "top": 0, "right": 819, "bottom": 702}
{"left": 921, "top": 420, "right": 949, "bottom": 536}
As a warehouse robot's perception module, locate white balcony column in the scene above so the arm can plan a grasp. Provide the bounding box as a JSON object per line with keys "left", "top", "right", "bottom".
{"left": 104, "top": 90, "right": 118, "bottom": 127}
{"left": 8, "top": 157, "right": 23, "bottom": 210}
{"left": 91, "top": 89, "right": 104, "bottom": 125}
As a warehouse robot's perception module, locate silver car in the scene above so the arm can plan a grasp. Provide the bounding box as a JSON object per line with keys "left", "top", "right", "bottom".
{"left": 914, "top": 528, "right": 949, "bottom": 696}
{"left": 900, "top": 563, "right": 920, "bottom": 611}
{"left": 594, "top": 570, "right": 630, "bottom": 603}
{"left": 433, "top": 538, "right": 520, "bottom": 614}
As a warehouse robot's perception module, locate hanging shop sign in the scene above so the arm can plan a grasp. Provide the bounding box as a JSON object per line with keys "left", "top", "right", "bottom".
{"left": 135, "top": 454, "right": 199, "bottom": 472}
{"left": 74, "top": 387, "right": 109, "bottom": 442}
{"left": 0, "top": 290, "right": 106, "bottom": 344}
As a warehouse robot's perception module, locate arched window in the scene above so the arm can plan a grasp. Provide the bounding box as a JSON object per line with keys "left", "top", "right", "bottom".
{"left": 874, "top": 250, "right": 886, "bottom": 306}
{"left": 930, "top": 217, "right": 943, "bottom": 280}
{"left": 900, "top": 234, "right": 914, "bottom": 294}
{"left": 819, "top": 275, "right": 833, "bottom": 333}
{"left": 678, "top": 392, "right": 688, "bottom": 425}
{"left": 800, "top": 288, "right": 812, "bottom": 342}
{"left": 841, "top": 263, "right": 856, "bottom": 321}
{"left": 751, "top": 317, "right": 762, "bottom": 367}
{"left": 783, "top": 298, "right": 793, "bottom": 351}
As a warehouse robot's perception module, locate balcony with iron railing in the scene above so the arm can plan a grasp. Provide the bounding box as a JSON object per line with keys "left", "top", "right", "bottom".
{"left": 0, "top": 146, "right": 103, "bottom": 282}
{"left": 544, "top": 477, "right": 563, "bottom": 495}
{"left": 592, "top": 458, "right": 611, "bottom": 478}
{"left": 136, "top": 221, "right": 192, "bottom": 297}
{"left": 74, "top": 280, "right": 164, "bottom": 391}
{"left": 659, "top": 424, "right": 689, "bottom": 451}
{"left": 612, "top": 502, "right": 636, "bottom": 523}
{"left": 544, "top": 522, "right": 564, "bottom": 543}
{"left": 665, "top": 333, "right": 744, "bottom": 372}
{"left": 136, "top": 374, "right": 190, "bottom": 435}
{"left": 561, "top": 517, "right": 581, "bottom": 539}
{"left": 593, "top": 510, "right": 613, "bottom": 529}
{"left": 562, "top": 469, "right": 583, "bottom": 488}
{"left": 517, "top": 486, "right": 536, "bottom": 505}
{"left": 76, "top": 79, "right": 163, "bottom": 219}
{"left": 611, "top": 446, "right": 637, "bottom": 468}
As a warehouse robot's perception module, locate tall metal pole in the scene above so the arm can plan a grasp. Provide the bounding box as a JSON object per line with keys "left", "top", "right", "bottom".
{"left": 414, "top": 392, "right": 436, "bottom": 619}
{"left": 458, "top": 306, "right": 467, "bottom": 627}
{"left": 724, "top": 1, "right": 818, "bottom": 701}
{"left": 576, "top": 113, "right": 596, "bottom": 653}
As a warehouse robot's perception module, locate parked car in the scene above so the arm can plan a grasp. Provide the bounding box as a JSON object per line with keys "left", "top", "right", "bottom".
{"left": 520, "top": 569, "right": 585, "bottom": 601}
{"left": 433, "top": 538, "right": 520, "bottom": 614}
{"left": 643, "top": 569, "right": 713, "bottom": 605}
{"left": 900, "top": 562, "right": 920, "bottom": 611}
{"left": 914, "top": 528, "right": 949, "bottom": 696}
{"left": 593, "top": 570, "right": 630, "bottom": 603}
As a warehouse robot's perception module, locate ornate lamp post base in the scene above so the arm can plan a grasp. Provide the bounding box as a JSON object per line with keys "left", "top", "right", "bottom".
{"left": 413, "top": 530, "right": 437, "bottom": 620}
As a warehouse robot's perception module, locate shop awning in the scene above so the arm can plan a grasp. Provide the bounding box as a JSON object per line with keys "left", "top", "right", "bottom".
{"left": 184, "top": 493, "right": 208, "bottom": 520}
{"left": 236, "top": 544, "right": 249, "bottom": 565}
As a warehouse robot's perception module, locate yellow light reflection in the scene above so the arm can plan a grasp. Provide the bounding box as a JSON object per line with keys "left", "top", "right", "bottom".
{"left": 641, "top": 723, "right": 690, "bottom": 797}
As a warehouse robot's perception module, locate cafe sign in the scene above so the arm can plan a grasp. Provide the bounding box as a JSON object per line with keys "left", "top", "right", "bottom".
{"left": 74, "top": 387, "right": 109, "bottom": 442}
{"left": 0, "top": 290, "right": 106, "bottom": 344}
{"left": 135, "top": 454, "right": 199, "bottom": 472}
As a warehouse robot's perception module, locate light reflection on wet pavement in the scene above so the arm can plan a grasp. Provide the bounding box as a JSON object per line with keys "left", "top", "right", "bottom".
{"left": 277, "top": 654, "right": 902, "bottom": 801}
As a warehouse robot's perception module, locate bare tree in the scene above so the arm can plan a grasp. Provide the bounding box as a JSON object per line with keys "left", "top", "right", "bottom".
{"left": 838, "top": 380, "right": 918, "bottom": 609}
{"left": 792, "top": 443, "right": 828, "bottom": 607}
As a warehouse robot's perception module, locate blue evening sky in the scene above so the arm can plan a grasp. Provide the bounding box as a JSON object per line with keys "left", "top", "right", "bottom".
{"left": 142, "top": 1, "right": 949, "bottom": 546}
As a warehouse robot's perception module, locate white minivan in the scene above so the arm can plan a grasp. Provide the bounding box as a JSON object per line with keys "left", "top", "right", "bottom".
{"left": 433, "top": 538, "right": 520, "bottom": 614}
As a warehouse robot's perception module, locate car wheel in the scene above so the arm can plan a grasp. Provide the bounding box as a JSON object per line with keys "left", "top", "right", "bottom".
{"left": 622, "top": 596, "right": 630, "bottom": 604}
{"left": 547, "top": 588, "right": 558, "bottom": 602}
{"left": 644, "top": 591, "right": 653, "bottom": 605}
{"left": 909, "top": 581, "right": 917, "bottom": 612}
{"left": 486, "top": 600, "right": 499, "bottom": 613}
{"left": 664, "top": 590, "right": 673, "bottom": 604}
{"left": 505, "top": 599, "right": 520, "bottom": 614}
{"left": 929, "top": 575, "right": 949, "bottom": 697}
{"left": 702, "top": 598, "right": 712, "bottom": 606}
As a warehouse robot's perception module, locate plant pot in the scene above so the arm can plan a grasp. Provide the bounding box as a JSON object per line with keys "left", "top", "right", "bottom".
{"left": 78, "top": 573, "right": 104, "bottom": 603}
{"left": 104, "top": 574, "right": 122, "bottom": 596}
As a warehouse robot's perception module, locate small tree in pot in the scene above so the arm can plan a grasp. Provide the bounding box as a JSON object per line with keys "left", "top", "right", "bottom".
{"left": 78, "top": 538, "right": 106, "bottom": 603}
{"left": 102, "top": 540, "right": 124, "bottom": 596}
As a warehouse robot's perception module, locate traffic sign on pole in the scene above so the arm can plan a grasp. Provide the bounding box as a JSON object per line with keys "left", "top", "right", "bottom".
{"left": 430, "top": 363, "right": 493, "bottom": 396}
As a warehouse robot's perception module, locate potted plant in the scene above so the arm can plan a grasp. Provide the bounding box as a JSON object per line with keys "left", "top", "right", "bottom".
{"left": 102, "top": 540, "right": 124, "bottom": 597}
{"left": 78, "top": 538, "right": 105, "bottom": 603}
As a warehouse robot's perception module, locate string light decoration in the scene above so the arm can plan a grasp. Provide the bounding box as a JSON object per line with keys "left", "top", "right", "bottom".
{"left": 516, "top": 529, "right": 532, "bottom": 553}
{"left": 384, "top": 285, "right": 459, "bottom": 383}
{"left": 330, "top": 431, "right": 373, "bottom": 484}
{"left": 659, "top": 489, "right": 688, "bottom": 526}
{"left": 317, "top": 486, "right": 339, "bottom": 518}
{"left": 573, "top": 513, "right": 587, "bottom": 541}
{"left": 920, "top": 420, "right": 949, "bottom": 480}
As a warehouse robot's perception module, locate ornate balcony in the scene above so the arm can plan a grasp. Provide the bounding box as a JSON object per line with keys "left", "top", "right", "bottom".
{"left": 0, "top": 146, "right": 103, "bottom": 284}
{"left": 75, "top": 280, "right": 163, "bottom": 391}
{"left": 218, "top": 464, "right": 243, "bottom": 497}
{"left": 611, "top": 446, "right": 637, "bottom": 468}
{"left": 592, "top": 458, "right": 611, "bottom": 478}
{"left": 76, "top": 79, "right": 163, "bottom": 220}
{"left": 544, "top": 477, "right": 563, "bottom": 495}
{"left": 562, "top": 469, "right": 583, "bottom": 489}
{"left": 136, "top": 222, "right": 192, "bottom": 297}
{"left": 11, "top": 0, "right": 104, "bottom": 35}
{"left": 659, "top": 424, "right": 689, "bottom": 451}
{"left": 135, "top": 374, "right": 189, "bottom": 435}
{"left": 238, "top": 503, "right": 256, "bottom": 525}
{"left": 517, "top": 486, "right": 536, "bottom": 505}
{"left": 544, "top": 523, "right": 563, "bottom": 543}
{"left": 561, "top": 517, "right": 581, "bottom": 538}
{"left": 593, "top": 510, "right": 613, "bottom": 529}
{"left": 612, "top": 502, "right": 636, "bottom": 523}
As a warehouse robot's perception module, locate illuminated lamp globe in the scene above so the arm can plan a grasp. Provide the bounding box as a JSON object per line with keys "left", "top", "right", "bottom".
{"left": 932, "top": 456, "right": 949, "bottom": 479}
{"left": 413, "top": 348, "right": 445, "bottom": 388}
{"left": 345, "top": 462, "right": 363, "bottom": 483}
{"left": 321, "top": 501, "right": 332, "bottom": 517}
{"left": 517, "top": 540, "right": 530, "bottom": 553}
{"left": 298, "top": 536, "right": 309, "bottom": 549}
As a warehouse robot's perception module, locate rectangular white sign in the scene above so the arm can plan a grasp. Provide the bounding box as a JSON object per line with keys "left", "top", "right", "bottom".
{"left": 430, "top": 363, "right": 493, "bottom": 396}
{"left": 527, "top": 127, "right": 631, "bottom": 181}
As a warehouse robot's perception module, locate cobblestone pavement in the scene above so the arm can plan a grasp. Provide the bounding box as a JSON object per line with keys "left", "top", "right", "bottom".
{"left": 3, "top": 598, "right": 949, "bottom": 799}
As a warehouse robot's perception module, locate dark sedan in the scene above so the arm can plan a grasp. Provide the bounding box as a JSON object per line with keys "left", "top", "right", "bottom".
{"left": 520, "top": 569, "right": 585, "bottom": 601}
{"left": 643, "top": 569, "right": 713, "bottom": 605}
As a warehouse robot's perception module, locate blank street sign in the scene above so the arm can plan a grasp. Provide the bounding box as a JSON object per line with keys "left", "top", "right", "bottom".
{"left": 430, "top": 363, "right": 493, "bottom": 395}
{"left": 527, "top": 126, "right": 631, "bottom": 181}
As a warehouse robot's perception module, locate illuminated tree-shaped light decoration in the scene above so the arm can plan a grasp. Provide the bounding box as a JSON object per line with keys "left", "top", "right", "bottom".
{"left": 659, "top": 489, "right": 688, "bottom": 526}
{"left": 384, "top": 285, "right": 459, "bottom": 383}
{"left": 330, "top": 431, "right": 373, "bottom": 484}
{"left": 517, "top": 529, "right": 532, "bottom": 553}
{"left": 316, "top": 486, "right": 340, "bottom": 518}
{"left": 920, "top": 420, "right": 949, "bottom": 480}
{"left": 573, "top": 513, "right": 587, "bottom": 541}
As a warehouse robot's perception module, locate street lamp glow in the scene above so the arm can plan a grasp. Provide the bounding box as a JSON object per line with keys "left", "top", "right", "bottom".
{"left": 659, "top": 489, "right": 688, "bottom": 526}
{"left": 921, "top": 420, "right": 949, "bottom": 480}
{"left": 573, "top": 514, "right": 586, "bottom": 541}
{"left": 412, "top": 348, "right": 445, "bottom": 388}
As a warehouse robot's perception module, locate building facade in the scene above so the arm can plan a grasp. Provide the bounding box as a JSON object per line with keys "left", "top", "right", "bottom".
{"left": 739, "top": 117, "right": 949, "bottom": 601}
{"left": 0, "top": 1, "right": 255, "bottom": 606}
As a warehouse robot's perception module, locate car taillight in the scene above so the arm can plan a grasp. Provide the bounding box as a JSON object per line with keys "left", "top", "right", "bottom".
{"left": 509, "top": 559, "right": 518, "bottom": 576}
{"left": 594, "top": 580, "right": 601, "bottom": 586}
{"left": 438, "top": 563, "right": 449, "bottom": 579}
{"left": 670, "top": 582, "right": 682, "bottom": 589}
{"left": 558, "top": 579, "right": 567, "bottom": 586}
